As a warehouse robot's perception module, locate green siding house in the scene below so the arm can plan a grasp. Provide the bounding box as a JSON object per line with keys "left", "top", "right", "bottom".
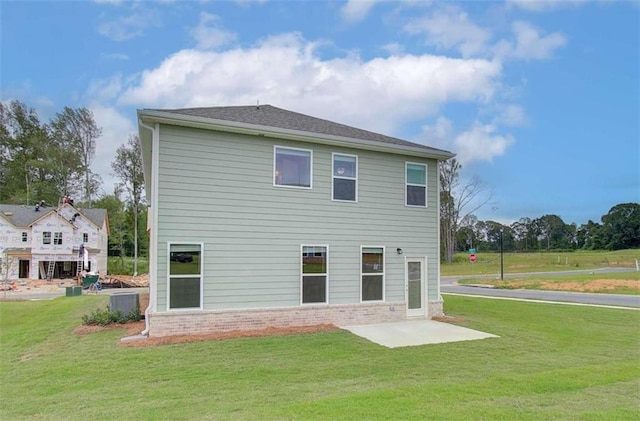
{"left": 138, "top": 105, "right": 454, "bottom": 337}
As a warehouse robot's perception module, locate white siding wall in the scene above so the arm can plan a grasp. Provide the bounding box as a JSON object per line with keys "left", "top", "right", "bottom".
{"left": 156, "top": 125, "right": 440, "bottom": 311}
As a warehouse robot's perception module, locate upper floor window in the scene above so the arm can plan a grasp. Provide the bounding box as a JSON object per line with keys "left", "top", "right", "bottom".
{"left": 332, "top": 153, "right": 357, "bottom": 202}
{"left": 43, "top": 231, "right": 51, "bottom": 245}
{"left": 274, "top": 146, "right": 312, "bottom": 188}
{"left": 406, "top": 162, "right": 427, "bottom": 207}
{"left": 54, "top": 232, "right": 63, "bottom": 245}
{"left": 301, "top": 245, "right": 328, "bottom": 304}
{"left": 83, "top": 233, "right": 89, "bottom": 243}
{"left": 21, "top": 232, "right": 27, "bottom": 242}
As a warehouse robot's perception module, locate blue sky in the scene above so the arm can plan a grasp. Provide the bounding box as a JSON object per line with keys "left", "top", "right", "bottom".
{"left": 2, "top": 0, "right": 638, "bottom": 226}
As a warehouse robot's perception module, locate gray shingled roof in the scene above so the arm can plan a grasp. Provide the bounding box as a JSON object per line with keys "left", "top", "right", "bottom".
{"left": 0, "top": 204, "right": 107, "bottom": 228}
{"left": 151, "top": 105, "right": 452, "bottom": 155}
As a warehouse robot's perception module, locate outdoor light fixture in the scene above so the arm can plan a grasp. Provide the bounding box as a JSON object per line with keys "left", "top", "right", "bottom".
{"left": 396, "top": 248, "right": 403, "bottom": 255}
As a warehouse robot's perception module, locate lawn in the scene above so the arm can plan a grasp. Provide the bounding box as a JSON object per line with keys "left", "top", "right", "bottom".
{"left": 459, "top": 271, "right": 640, "bottom": 294}
{"left": 442, "top": 249, "right": 640, "bottom": 276}
{"left": 1, "top": 296, "right": 639, "bottom": 420}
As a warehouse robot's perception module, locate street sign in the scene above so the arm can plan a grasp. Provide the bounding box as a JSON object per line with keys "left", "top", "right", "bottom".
{"left": 468, "top": 248, "right": 476, "bottom": 254}
{"left": 469, "top": 254, "right": 476, "bottom": 263}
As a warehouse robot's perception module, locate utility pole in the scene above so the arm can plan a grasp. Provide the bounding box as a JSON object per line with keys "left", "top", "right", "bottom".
{"left": 500, "top": 228, "right": 504, "bottom": 281}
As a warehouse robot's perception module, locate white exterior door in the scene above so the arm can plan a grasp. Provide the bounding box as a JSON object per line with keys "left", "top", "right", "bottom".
{"left": 406, "top": 257, "right": 425, "bottom": 317}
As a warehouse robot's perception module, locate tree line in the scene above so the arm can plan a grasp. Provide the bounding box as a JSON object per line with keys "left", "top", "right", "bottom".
{"left": 1, "top": 100, "right": 147, "bottom": 263}
{"left": 440, "top": 158, "right": 640, "bottom": 261}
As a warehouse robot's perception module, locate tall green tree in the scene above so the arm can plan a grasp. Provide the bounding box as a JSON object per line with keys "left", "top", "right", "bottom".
{"left": 0, "top": 100, "right": 56, "bottom": 204}
{"left": 111, "top": 134, "right": 146, "bottom": 274}
{"left": 50, "top": 107, "right": 102, "bottom": 205}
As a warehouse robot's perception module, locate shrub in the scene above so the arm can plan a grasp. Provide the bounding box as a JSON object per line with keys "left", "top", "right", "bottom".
{"left": 82, "top": 306, "right": 140, "bottom": 326}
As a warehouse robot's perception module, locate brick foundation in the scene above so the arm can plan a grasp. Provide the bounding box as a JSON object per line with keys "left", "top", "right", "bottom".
{"left": 148, "top": 301, "right": 412, "bottom": 337}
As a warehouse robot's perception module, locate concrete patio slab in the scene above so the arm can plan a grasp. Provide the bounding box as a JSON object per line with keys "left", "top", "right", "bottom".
{"left": 341, "top": 320, "right": 499, "bottom": 348}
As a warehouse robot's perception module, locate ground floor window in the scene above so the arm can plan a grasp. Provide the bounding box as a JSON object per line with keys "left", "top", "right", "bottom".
{"left": 361, "top": 246, "right": 384, "bottom": 301}
{"left": 168, "top": 243, "right": 203, "bottom": 310}
{"left": 301, "top": 245, "right": 328, "bottom": 304}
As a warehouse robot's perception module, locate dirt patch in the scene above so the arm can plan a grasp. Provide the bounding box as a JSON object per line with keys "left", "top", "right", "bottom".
{"left": 539, "top": 279, "right": 639, "bottom": 292}
{"left": 432, "top": 315, "right": 467, "bottom": 324}
{"left": 119, "top": 324, "right": 339, "bottom": 347}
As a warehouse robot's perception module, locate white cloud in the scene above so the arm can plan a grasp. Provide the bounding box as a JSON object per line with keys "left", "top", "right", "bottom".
{"left": 404, "top": 5, "right": 492, "bottom": 57}
{"left": 495, "top": 104, "right": 528, "bottom": 127}
{"left": 190, "top": 12, "right": 237, "bottom": 50}
{"left": 341, "top": 0, "right": 384, "bottom": 23}
{"left": 506, "top": 0, "right": 585, "bottom": 12}
{"left": 418, "top": 117, "right": 453, "bottom": 151}
{"left": 494, "top": 21, "right": 566, "bottom": 60}
{"left": 454, "top": 123, "right": 514, "bottom": 164}
{"left": 97, "top": 8, "right": 160, "bottom": 41}
{"left": 90, "top": 104, "right": 137, "bottom": 196}
{"left": 117, "top": 33, "right": 502, "bottom": 135}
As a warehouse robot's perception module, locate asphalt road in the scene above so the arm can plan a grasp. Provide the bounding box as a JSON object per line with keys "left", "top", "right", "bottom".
{"left": 442, "top": 267, "right": 640, "bottom": 308}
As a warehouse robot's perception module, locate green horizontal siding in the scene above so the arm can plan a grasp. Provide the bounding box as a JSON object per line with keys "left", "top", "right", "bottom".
{"left": 156, "top": 125, "right": 440, "bottom": 311}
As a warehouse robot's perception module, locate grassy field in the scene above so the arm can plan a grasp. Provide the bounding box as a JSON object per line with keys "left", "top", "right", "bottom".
{"left": 1, "top": 295, "right": 638, "bottom": 420}
{"left": 442, "top": 249, "right": 640, "bottom": 276}
{"left": 459, "top": 271, "right": 640, "bottom": 294}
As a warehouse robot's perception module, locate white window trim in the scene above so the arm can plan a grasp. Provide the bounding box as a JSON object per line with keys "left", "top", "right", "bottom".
{"left": 273, "top": 145, "right": 313, "bottom": 189}
{"left": 300, "top": 244, "right": 329, "bottom": 305}
{"left": 83, "top": 232, "right": 89, "bottom": 243}
{"left": 360, "top": 245, "right": 385, "bottom": 303}
{"left": 331, "top": 152, "right": 358, "bottom": 203}
{"left": 42, "top": 231, "right": 51, "bottom": 245}
{"left": 167, "top": 241, "right": 204, "bottom": 311}
{"left": 405, "top": 161, "right": 428, "bottom": 208}
{"left": 21, "top": 232, "right": 28, "bottom": 242}
{"left": 53, "top": 232, "right": 63, "bottom": 245}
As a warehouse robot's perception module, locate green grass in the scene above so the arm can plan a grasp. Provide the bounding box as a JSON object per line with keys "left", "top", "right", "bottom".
{"left": 459, "top": 271, "right": 640, "bottom": 294}
{"left": 1, "top": 296, "right": 639, "bottom": 420}
{"left": 442, "top": 249, "right": 640, "bottom": 276}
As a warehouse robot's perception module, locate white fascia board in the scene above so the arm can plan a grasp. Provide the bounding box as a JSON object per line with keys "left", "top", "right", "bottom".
{"left": 138, "top": 110, "right": 455, "bottom": 161}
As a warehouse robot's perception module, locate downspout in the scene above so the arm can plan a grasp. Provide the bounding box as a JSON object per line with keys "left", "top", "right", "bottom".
{"left": 436, "top": 160, "right": 442, "bottom": 304}
{"left": 138, "top": 120, "right": 159, "bottom": 337}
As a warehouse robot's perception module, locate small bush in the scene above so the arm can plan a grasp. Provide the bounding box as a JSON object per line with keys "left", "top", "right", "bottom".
{"left": 82, "top": 306, "right": 140, "bottom": 326}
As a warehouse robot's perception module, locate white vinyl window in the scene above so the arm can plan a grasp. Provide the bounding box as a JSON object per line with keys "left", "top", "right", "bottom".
{"left": 54, "top": 232, "right": 63, "bottom": 245}
{"left": 42, "top": 231, "right": 51, "bottom": 245}
{"left": 301, "top": 245, "right": 328, "bottom": 304}
{"left": 406, "top": 162, "right": 427, "bottom": 207}
{"left": 332, "top": 153, "right": 357, "bottom": 202}
{"left": 21, "top": 232, "right": 28, "bottom": 242}
{"left": 83, "top": 233, "right": 89, "bottom": 243}
{"left": 168, "top": 242, "right": 203, "bottom": 310}
{"left": 274, "top": 146, "right": 312, "bottom": 188}
{"left": 361, "top": 246, "right": 385, "bottom": 301}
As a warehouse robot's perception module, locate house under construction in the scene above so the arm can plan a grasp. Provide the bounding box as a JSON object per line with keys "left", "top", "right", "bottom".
{"left": 0, "top": 200, "right": 109, "bottom": 281}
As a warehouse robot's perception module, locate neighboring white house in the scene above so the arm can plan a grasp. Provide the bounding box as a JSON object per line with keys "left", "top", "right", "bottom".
{"left": 0, "top": 202, "right": 109, "bottom": 281}
{"left": 138, "top": 105, "right": 454, "bottom": 338}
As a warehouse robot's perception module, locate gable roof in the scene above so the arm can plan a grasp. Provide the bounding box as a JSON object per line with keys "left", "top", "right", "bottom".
{"left": 0, "top": 204, "right": 108, "bottom": 229}
{"left": 138, "top": 104, "right": 455, "bottom": 160}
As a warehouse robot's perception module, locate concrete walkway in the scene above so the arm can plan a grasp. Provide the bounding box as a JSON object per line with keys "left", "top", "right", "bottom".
{"left": 341, "top": 320, "right": 499, "bottom": 348}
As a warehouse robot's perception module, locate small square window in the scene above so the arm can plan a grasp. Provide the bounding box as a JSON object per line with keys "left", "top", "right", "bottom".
{"left": 274, "top": 146, "right": 312, "bottom": 188}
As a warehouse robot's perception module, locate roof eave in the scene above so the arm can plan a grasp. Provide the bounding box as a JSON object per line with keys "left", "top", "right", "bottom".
{"left": 138, "top": 109, "right": 455, "bottom": 161}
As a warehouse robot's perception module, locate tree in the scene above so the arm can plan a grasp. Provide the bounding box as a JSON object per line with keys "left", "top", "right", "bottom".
{"left": 111, "top": 135, "right": 145, "bottom": 275}
{"left": 50, "top": 107, "right": 102, "bottom": 205}
{"left": 439, "top": 158, "right": 493, "bottom": 263}
{"left": 0, "top": 100, "right": 57, "bottom": 204}
{"left": 601, "top": 203, "right": 640, "bottom": 250}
